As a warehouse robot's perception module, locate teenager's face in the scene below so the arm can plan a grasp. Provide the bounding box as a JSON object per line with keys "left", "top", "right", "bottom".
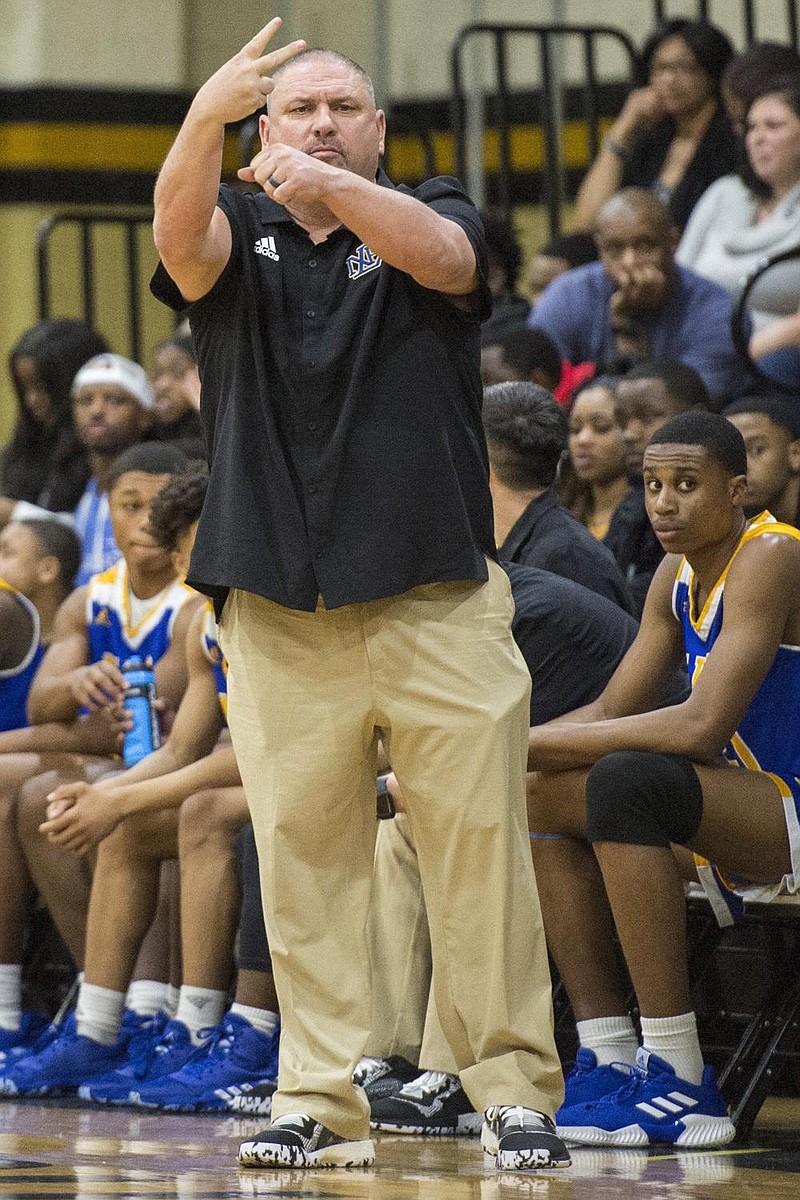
{"left": 151, "top": 344, "right": 196, "bottom": 426}
{"left": 109, "top": 472, "right": 175, "bottom": 573}
{"left": 616, "top": 378, "right": 688, "bottom": 475}
{"left": 726, "top": 412, "right": 800, "bottom": 516}
{"left": 72, "top": 384, "right": 151, "bottom": 455}
{"left": 643, "top": 443, "right": 746, "bottom": 556}
{"left": 14, "top": 355, "right": 54, "bottom": 427}
{"left": 568, "top": 387, "right": 627, "bottom": 485}
{"left": 0, "top": 523, "right": 47, "bottom": 597}
{"left": 171, "top": 520, "right": 199, "bottom": 578}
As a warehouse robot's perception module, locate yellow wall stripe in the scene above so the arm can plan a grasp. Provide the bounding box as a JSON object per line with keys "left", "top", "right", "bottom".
{"left": 1, "top": 116, "right": 608, "bottom": 180}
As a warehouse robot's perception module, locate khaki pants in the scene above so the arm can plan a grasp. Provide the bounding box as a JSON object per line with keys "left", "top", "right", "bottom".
{"left": 219, "top": 560, "right": 563, "bottom": 1140}
{"left": 367, "top": 813, "right": 458, "bottom": 1074}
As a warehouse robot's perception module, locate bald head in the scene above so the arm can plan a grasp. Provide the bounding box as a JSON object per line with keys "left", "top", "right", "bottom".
{"left": 595, "top": 188, "right": 674, "bottom": 246}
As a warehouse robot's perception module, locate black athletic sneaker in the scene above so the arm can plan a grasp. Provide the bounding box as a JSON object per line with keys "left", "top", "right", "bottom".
{"left": 482, "top": 1106, "right": 572, "bottom": 1170}
{"left": 370, "top": 1070, "right": 482, "bottom": 1136}
{"left": 238, "top": 1113, "right": 375, "bottom": 1168}
{"left": 353, "top": 1055, "right": 420, "bottom": 1103}
{"left": 216, "top": 1076, "right": 277, "bottom": 1116}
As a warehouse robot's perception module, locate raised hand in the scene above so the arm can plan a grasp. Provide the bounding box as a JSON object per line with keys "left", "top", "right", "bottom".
{"left": 192, "top": 17, "right": 306, "bottom": 126}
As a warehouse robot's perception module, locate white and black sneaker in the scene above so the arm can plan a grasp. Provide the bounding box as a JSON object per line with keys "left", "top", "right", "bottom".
{"left": 482, "top": 1106, "right": 571, "bottom": 1170}
{"left": 370, "top": 1070, "right": 482, "bottom": 1136}
{"left": 238, "top": 1113, "right": 375, "bottom": 1168}
{"left": 217, "top": 1076, "right": 276, "bottom": 1116}
{"left": 353, "top": 1055, "right": 420, "bottom": 1103}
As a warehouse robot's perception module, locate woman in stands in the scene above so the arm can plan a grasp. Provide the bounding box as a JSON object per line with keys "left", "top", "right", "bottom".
{"left": 2, "top": 319, "right": 108, "bottom": 521}
{"left": 575, "top": 19, "right": 737, "bottom": 234}
{"left": 677, "top": 76, "right": 800, "bottom": 333}
{"left": 559, "top": 376, "right": 631, "bottom": 542}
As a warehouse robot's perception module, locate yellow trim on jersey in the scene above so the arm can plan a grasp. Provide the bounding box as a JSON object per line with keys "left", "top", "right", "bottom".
{"left": 682, "top": 511, "right": 800, "bottom": 635}
{"left": 115, "top": 562, "right": 194, "bottom": 639}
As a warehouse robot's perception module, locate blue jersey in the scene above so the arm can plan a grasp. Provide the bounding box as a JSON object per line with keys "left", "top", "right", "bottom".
{"left": 672, "top": 512, "right": 800, "bottom": 910}
{"left": 74, "top": 479, "right": 120, "bottom": 587}
{"left": 200, "top": 601, "right": 228, "bottom": 722}
{"left": 85, "top": 560, "right": 195, "bottom": 670}
{"left": 0, "top": 580, "right": 45, "bottom": 732}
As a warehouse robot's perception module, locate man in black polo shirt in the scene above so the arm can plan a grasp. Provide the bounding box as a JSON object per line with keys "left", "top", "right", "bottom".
{"left": 151, "top": 18, "right": 568, "bottom": 1174}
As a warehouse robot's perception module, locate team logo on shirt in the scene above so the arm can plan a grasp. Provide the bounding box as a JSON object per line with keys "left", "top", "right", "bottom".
{"left": 254, "top": 236, "right": 280, "bottom": 261}
{"left": 347, "top": 244, "right": 382, "bottom": 280}
{"left": 92, "top": 606, "right": 112, "bottom": 627}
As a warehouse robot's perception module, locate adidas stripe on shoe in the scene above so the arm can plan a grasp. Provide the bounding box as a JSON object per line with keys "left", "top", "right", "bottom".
{"left": 238, "top": 1113, "right": 375, "bottom": 1168}
{"left": 556, "top": 1048, "right": 736, "bottom": 1148}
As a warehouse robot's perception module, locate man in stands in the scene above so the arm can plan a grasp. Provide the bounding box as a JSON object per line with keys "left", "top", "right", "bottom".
{"left": 529, "top": 189, "right": 753, "bottom": 401}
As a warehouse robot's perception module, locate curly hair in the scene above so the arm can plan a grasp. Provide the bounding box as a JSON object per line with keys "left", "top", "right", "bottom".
{"left": 147, "top": 460, "right": 209, "bottom": 551}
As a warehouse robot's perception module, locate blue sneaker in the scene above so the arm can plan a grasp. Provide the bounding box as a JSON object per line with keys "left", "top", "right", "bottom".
{"left": 0, "top": 1012, "right": 49, "bottom": 1057}
{"left": 556, "top": 1048, "right": 736, "bottom": 1147}
{"left": 0, "top": 1011, "right": 76, "bottom": 1071}
{"left": 78, "top": 1011, "right": 169, "bottom": 1104}
{"left": 0, "top": 1023, "right": 127, "bottom": 1097}
{"left": 560, "top": 1047, "right": 635, "bottom": 1111}
{"left": 131, "top": 1013, "right": 279, "bottom": 1111}
{"left": 82, "top": 1018, "right": 197, "bottom": 1106}
{"left": 125, "top": 1020, "right": 207, "bottom": 1107}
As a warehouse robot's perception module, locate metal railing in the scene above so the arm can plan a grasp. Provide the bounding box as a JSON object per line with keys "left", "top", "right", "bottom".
{"left": 36, "top": 211, "right": 154, "bottom": 365}
{"left": 732, "top": 243, "right": 800, "bottom": 392}
{"left": 652, "top": 0, "right": 798, "bottom": 47}
{"left": 450, "top": 23, "right": 639, "bottom": 236}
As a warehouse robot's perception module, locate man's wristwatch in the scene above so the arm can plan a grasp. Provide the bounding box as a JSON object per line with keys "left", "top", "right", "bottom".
{"left": 376, "top": 774, "right": 396, "bottom": 820}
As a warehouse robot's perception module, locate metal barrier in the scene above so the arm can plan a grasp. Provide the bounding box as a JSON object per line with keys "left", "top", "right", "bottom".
{"left": 37, "top": 211, "right": 154, "bottom": 365}
{"left": 450, "top": 23, "right": 639, "bottom": 236}
{"left": 652, "top": 0, "right": 798, "bottom": 47}
{"left": 731, "top": 242, "right": 800, "bottom": 392}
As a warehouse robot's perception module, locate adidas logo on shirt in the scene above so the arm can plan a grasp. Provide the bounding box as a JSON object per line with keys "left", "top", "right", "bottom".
{"left": 254, "top": 236, "right": 280, "bottom": 261}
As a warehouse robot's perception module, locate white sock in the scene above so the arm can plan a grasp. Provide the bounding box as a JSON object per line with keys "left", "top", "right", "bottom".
{"left": 175, "top": 986, "right": 227, "bottom": 1044}
{"left": 0, "top": 964, "right": 23, "bottom": 1032}
{"left": 165, "top": 984, "right": 180, "bottom": 1016}
{"left": 75, "top": 983, "right": 126, "bottom": 1045}
{"left": 640, "top": 1012, "right": 704, "bottom": 1086}
{"left": 576, "top": 1014, "right": 639, "bottom": 1067}
{"left": 229, "top": 1003, "right": 279, "bottom": 1038}
{"left": 125, "top": 979, "right": 170, "bottom": 1018}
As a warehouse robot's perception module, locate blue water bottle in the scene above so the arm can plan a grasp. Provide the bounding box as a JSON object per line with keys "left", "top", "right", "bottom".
{"left": 121, "top": 656, "right": 160, "bottom": 767}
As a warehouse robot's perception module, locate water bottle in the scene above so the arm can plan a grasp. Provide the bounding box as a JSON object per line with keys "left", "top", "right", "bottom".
{"left": 121, "top": 656, "right": 160, "bottom": 767}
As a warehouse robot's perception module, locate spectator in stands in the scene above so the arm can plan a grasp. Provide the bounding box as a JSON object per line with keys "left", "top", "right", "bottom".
{"left": 677, "top": 77, "right": 800, "bottom": 332}
{"left": 610, "top": 359, "right": 710, "bottom": 614}
{"left": 480, "top": 210, "right": 531, "bottom": 345}
{"left": 721, "top": 41, "right": 800, "bottom": 139}
{"left": 483, "top": 382, "right": 633, "bottom": 610}
{"left": 69, "top": 354, "right": 157, "bottom": 585}
{"left": 526, "top": 231, "right": 598, "bottom": 306}
{"left": 481, "top": 324, "right": 594, "bottom": 406}
{"left": 5, "top": 464, "right": 276, "bottom": 1105}
{"left": 149, "top": 331, "right": 203, "bottom": 448}
{"left": 0, "top": 320, "right": 108, "bottom": 528}
{"left": 559, "top": 376, "right": 631, "bottom": 542}
{"left": 0, "top": 520, "right": 81, "bottom": 736}
{"left": 575, "top": 19, "right": 737, "bottom": 234}
{"left": 723, "top": 393, "right": 800, "bottom": 527}
{"left": 527, "top": 411, "right": 800, "bottom": 1150}
{"left": 530, "top": 188, "right": 753, "bottom": 400}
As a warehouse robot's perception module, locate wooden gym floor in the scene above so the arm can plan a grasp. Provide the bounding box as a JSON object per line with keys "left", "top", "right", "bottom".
{"left": 0, "top": 1096, "right": 798, "bottom": 1200}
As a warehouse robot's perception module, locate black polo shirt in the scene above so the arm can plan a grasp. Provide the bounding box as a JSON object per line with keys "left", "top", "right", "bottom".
{"left": 500, "top": 489, "right": 635, "bottom": 613}
{"left": 151, "top": 172, "right": 493, "bottom": 613}
{"left": 505, "top": 562, "right": 638, "bottom": 725}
